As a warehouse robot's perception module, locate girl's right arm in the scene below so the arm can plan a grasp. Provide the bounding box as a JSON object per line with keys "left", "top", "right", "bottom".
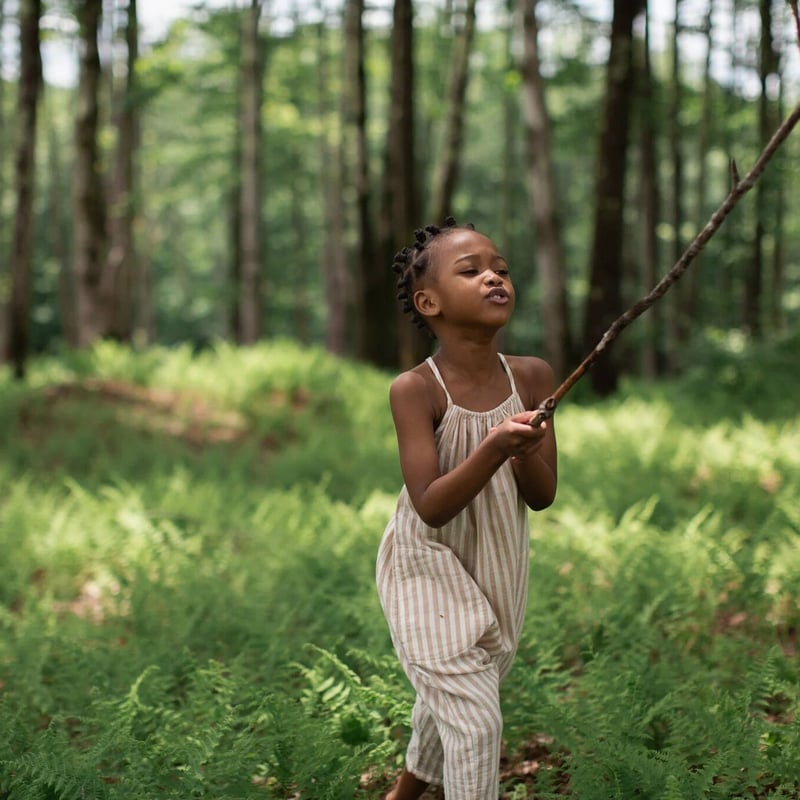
{"left": 390, "top": 371, "right": 545, "bottom": 528}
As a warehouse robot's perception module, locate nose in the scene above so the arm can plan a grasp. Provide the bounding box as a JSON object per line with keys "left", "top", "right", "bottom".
{"left": 484, "top": 270, "right": 502, "bottom": 284}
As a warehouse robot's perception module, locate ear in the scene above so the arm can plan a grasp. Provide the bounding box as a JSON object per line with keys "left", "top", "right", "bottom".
{"left": 414, "top": 288, "right": 440, "bottom": 319}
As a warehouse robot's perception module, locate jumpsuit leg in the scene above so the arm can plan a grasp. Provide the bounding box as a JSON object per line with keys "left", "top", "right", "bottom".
{"left": 406, "top": 696, "right": 445, "bottom": 782}
{"left": 405, "top": 651, "right": 504, "bottom": 800}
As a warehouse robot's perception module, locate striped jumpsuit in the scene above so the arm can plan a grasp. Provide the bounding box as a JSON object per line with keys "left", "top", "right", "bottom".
{"left": 376, "top": 354, "right": 530, "bottom": 799}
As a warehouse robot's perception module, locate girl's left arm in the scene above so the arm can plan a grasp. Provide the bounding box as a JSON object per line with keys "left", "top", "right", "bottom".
{"left": 510, "top": 357, "right": 558, "bottom": 510}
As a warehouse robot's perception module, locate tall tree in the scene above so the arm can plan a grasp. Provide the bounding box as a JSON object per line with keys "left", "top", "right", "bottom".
{"left": 47, "top": 116, "right": 77, "bottom": 346}
{"left": 318, "top": 16, "right": 348, "bottom": 355}
{"left": 691, "top": 0, "right": 713, "bottom": 331}
{"left": 72, "top": 0, "right": 108, "bottom": 347}
{"left": 107, "top": 0, "right": 140, "bottom": 341}
{"left": 636, "top": 0, "right": 664, "bottom": 378}
{"left": 343, "top": 0, "right": 376, "bottom": 361}
{"left": 371, "top": 0, "right": 420, "bottom": 368}
{"left": 519, "top": 0, "right": 572, "bottom": 381}
{"left": 6, "top": 0, "right": 43, "bottom": 379}
{"left": 582, "top": 0, "right": 645, "bottom": 395}
{"left": 0, "top": 0, "right": 7, "bottom": 360}
{"left": 430, "top": 0, "right": 477, "bottom": 225}
{"left": 744, "top": 0, "right": 780, "bottom": 336}
{"left": 668, "top": 0, "right": 687, "bottom": 356}
{"left": 238, "top": 0, "right": 265, "bottom": 344}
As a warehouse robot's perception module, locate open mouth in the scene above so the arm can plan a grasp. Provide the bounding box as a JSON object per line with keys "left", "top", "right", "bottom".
{"left": 486, "top": 288, "right": 509, "bottom": 303}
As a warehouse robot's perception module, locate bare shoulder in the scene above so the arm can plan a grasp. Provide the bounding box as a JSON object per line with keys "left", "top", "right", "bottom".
{"left": 389, "top": 363, "right": 445, "bottom": 423}
{"left": 506, "top": 355, "right": 556, "bottom": 409}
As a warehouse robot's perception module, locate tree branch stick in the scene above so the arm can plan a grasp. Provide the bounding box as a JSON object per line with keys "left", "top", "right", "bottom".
{"left": 529, "top": 100, "right": 800, "bottom": 426}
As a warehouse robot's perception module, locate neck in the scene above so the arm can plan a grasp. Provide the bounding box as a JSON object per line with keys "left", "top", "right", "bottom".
{"left": 433, "top": 334, "right": 502, "bottom": 379}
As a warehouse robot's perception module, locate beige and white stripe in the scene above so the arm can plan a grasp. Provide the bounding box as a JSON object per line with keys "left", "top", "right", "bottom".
{"left": 376, "top": 354, "right": 530, "bottom": 799}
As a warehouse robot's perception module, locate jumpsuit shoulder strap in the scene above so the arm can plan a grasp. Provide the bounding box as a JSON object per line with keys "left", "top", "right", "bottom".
{"left": 425, "top": 357, "right": 453, "bottom": 406}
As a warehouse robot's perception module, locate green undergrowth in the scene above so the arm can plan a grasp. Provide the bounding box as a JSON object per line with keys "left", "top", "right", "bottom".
{"left": 1, "top": 333, "right": 799, "bottom": 798}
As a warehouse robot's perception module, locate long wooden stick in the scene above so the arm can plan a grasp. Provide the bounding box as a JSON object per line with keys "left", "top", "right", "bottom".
{"left": 529, "top": 99, "right": 800, "bottom": 427}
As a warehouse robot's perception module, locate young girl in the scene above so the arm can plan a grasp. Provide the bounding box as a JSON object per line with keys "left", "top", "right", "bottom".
{"left": 376, "top": 218, "right": 558, "bottom": 800}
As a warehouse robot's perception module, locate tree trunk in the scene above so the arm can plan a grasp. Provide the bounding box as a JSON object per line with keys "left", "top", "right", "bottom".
{"left": 430, "top": 0, "right": 476, "bottom": 225}
{"left": 745, "top": 0, "right": 779, "bottom": 337}
{"left": 72, "top": 0, "right": 108, "bottom": 348}
{"left": 318, "top": 17, "right": 348, "bottom": 355}
{"left": 636, "top": 0, "right": 664, "bottom": 378}
{"left": 6, "top": 0, "right": 43, "bottom": 379}
{"left": 771, "top": 58, "right": 785, "bottom": 332}
{"left": 519, "top": 0, "right": 572, "bottom": 381}
{"left": 0, "top": 0, "right": 7, "bottom": 361}
{"left": 47, "top": 119, "right": 77, "bottom": 347}
{"left": 238, "top": 0, "right": 264, "bottom": 344}
{"left": 372, "top": 0, "right": 422, "bottom": 369}
{"left": 582, "top": 0, "right": 644, "bottom": 396}
{"left": 668, "top": 0, "right": 688, "bottom": 356}
{"left": 691, "top": 1, "right": 713, "bottom": 332}
{"left": 107, "top": 0, "right": 139, "bottom": 342}
{"left": 343, "top": 0, "right": 377, "bottom": 362}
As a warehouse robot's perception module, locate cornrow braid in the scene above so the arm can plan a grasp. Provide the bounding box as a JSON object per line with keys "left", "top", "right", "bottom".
{"left": 392, "top": 215, "right": 475, "bottom": 336}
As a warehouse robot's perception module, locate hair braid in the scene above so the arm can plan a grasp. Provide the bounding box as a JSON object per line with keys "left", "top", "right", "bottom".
{"left": 392, "top": 216, "right": 475, "bottom": 336}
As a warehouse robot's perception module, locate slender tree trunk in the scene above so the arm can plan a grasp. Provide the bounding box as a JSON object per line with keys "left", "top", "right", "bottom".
{"left": 668, "top": 0, "right": 688, "bottom": 357}
{"left": 344, "top": 0, "right": 376, "bottom": 361}
{"left": 745, "top": 0, "right": 779, "bottom": 336}
{"left": 47, "top": 118, "right": 77, "bottom": 346}
{"left": 107, "top": 0, "right": 139, "bottom": 341}
{"left": 228, "top": 80, "right": 243, "bottom": 341}
{"left": 692, "top": 1, "right": 713, "bottom": 331}
{"left": 318, "top": 17, "right": 348, "bottom": 355}
{"left": 238, "top": 0, "right": 264, "bottom": 344}
{"left": 637, "top": 0, "right": 664, "bottom": 378}
{"left": 7, "top": 0, "right": 43, "bottom": 378}
{"left": 430, "top": 0, "right": 476, "bottom": 225}
{"left": 72, "top": 0, "right": 108, "bottom": 347}
{"left": 771, "top": 59, "right": 785, "bottom": 332}
{"left": 291, "top": 178, "right": 311, "bottom": 343}
{"left": 499, "top": 0, "right": 516, "bottom": 257}
{"left": 582, "top": 0, "right": 645, "bottom": 395}
{"left": 0, "top": 0, "right": 7, "bottom": 361}
{"left": 372, "top": 0, "right": 421, "bottom": 369}
{"left": 519, "top": 0, "right": 572, "bottom": 381}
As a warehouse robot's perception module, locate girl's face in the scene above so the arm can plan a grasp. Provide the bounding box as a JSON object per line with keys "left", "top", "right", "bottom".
{"left": 415, "top": 229, "right": 515, "bottom": 329}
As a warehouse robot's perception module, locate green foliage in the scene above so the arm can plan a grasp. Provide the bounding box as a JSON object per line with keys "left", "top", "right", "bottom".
{"left": 1, "top": 338, "right": 800, "bottom": 797}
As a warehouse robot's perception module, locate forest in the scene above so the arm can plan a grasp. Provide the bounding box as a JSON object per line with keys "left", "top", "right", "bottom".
{"left": 1, "top": 0, "right": 800, "bottom": 798}
{"left": 0, "top": 0, "right": 797, "bottom": 386}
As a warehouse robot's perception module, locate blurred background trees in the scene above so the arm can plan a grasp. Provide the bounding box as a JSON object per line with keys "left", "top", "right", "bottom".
{"left": 0, "top": 0, "right": 798, "bottom": 389}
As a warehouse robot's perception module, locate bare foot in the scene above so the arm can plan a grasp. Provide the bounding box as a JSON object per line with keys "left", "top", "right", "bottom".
{"left": 385, "top": 767, "right": 430, "bottom": 800}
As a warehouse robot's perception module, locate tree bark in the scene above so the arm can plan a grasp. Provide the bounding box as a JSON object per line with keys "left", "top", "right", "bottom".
{"left": 318, "top": 16, "right": 348, "bottom": 355}
{"left": 72, "top": 0, "right": 108, "bottom": 348}
{"left": 47, "top": 120, "right": 77, "bottom": 347}
{"left": 636, "top": 0, "right": 664, "bottom": 378}
{"left": 582, "top": 0, "right": 645, "bottom": 395}
{"left": 343, "top": 0, "right": 377, "bottom": 362}
{"left": 668, "top": 0, "right": 688, "bottom": 356}
{"left": 107, "top": 0, "right": 140, "bottom": 342}
{"left": 0, "top": 0, "right": 7, "bottom": 361}
{"left": 519, "top": 0, "right": 572, "bottom": 381}
{"left": 238, "top": 0, "right": 265, "bottom": 344}
{"left": 771, "top": 55, "right": 785, "bottom": 332}
{"left": 744, "top": 0, "right": 779, "bottom": 336}
{"left": 372, "top": 0, "right": 422, "bottom": 369}
{"left": 430, "top": 0, "right": 476, "bottom": 225}
{"left": 6, "top": 0, "right": 43, "bottom": 379}
{"left": 691, "top": 1, "right": 713, "bottom": 332}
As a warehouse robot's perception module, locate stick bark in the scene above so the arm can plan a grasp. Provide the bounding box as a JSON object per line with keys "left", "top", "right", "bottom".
{"left": 529, "top": 99, "right": 800, "bottom": 426}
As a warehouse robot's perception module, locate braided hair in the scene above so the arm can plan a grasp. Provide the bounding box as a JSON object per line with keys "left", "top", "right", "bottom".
{"left": 392, "top": 216, "right": 475, "bottom": 336}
